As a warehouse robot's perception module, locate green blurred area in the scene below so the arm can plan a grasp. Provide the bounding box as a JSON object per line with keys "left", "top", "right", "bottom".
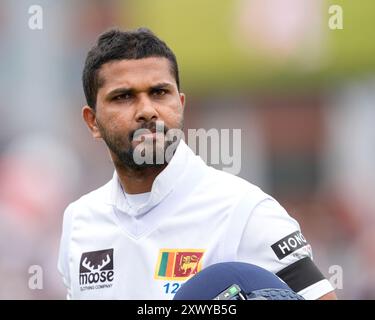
{"left": 325, "top": 0, "right": 375, "bottom": 76}
{"left": 126, "top": 0, "right": 375, "bottom": 93}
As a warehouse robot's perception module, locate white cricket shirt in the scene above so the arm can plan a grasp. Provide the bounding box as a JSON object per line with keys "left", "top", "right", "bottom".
{"left": 58, "top": 140, "right": 333, "bottom": 300}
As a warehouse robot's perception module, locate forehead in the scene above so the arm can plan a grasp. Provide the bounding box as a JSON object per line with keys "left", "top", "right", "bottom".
{"left": 97, "top": 57, "right": 176, "bottom": 93}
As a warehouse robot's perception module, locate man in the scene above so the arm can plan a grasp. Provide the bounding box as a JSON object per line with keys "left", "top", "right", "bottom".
{"left": 58, "top": 27, "right": 336, "bottom": 299}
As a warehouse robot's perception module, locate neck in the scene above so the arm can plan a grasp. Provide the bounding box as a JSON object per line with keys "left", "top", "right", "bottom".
{"left": 114, "top": 162, "right": 167, "bottom": 194}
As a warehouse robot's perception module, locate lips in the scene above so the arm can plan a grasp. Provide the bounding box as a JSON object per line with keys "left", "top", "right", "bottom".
{"left": 131, "top": 122, "right": 166, "bottom": 141}
{"left": 140, "top": 132, "right": 157, "bottom": 140}
{"left": 133, "top": 128, "right": 154, "bottom": 141}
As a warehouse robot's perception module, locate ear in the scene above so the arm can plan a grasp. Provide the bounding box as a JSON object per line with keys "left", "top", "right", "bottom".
{"left": 82, "top": 106, "right": 102, "bottom": 139}
{"left": 179, "top": 92, "right": 186, "bottom": 110}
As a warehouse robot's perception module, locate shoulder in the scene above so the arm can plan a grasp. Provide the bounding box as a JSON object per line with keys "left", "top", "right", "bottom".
{"left": 239, "top": 198, "right": 308, "bottom": 268}
{"left": 59, "top": 179, "right": 114, "bottom": 240}
{"left": 58, "top": 178, "right": 113, "bottom": 267}
{"left": 204, "top": 166, "right": 269, "bottom": 200}
{"left": 237, "top": 198, "right": 335, "bottom": 299}
{"left": 64, "top": 178, "right": 113, "bottom": 216}
{"left": 248, "top": 198, "right": 301, "bottom": 233}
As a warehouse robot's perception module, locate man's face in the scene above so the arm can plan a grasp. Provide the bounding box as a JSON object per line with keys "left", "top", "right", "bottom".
{"left": 92, "top": 57, "right": 185, "bottom": 170}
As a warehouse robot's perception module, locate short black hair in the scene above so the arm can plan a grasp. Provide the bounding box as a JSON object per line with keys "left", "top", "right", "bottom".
{"left": 82, "top": 27, "right": 180, "bottom": 109}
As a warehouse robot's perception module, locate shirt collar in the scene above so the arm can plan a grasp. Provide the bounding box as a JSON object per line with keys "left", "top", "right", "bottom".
{"left": 109, "top": 139, "right": 194, "bottom": 216}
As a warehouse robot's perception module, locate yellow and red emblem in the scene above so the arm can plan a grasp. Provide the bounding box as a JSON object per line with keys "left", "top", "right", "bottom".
{"left": 154, "top": 249, "right": 205, "bottom": 280}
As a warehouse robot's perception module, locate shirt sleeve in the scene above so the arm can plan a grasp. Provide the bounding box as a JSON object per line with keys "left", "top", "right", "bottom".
{"left": 237, "top": 198, "right": 334, "bottom": 300}
{"left": 57, "top": 204, "right": 74, "bottom": 300}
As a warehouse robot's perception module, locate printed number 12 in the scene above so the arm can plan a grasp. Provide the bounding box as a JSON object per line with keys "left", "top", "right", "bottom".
{"left": 164, "top": 282, "right": 180, "bottom": 294}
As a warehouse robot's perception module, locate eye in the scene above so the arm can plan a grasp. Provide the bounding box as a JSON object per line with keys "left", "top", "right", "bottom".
{"left": 152, "top": 89, "right": 167, "bottom": 97}
{"left": 113, "top": 93, "right": 132, "bottom": 101}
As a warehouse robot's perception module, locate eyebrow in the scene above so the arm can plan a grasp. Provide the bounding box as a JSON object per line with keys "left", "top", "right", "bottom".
{"left": 106, "top": 82, "right": 174, "bottom": 100}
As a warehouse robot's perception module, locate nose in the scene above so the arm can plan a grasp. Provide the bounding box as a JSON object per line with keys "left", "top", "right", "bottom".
{"left": 135, "top": 94, "right": 159, "bottom": 123}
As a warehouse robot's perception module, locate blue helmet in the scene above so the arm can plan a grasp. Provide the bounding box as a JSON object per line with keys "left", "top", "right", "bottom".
{"left": 173, "top": 262, "right": 304, "bottom": 300}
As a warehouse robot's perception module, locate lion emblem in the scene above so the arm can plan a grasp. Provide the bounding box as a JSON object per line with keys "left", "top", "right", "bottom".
{"left": 179, "top": 254, "right": 199, "bottom": 275}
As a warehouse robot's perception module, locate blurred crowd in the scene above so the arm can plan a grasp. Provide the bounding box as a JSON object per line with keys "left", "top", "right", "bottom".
{"left": 0, "top": 0, "right": 374, "bottom": 299}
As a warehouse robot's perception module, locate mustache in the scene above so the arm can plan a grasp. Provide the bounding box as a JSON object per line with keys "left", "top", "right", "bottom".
{"left": 129, "top": 121, "right": 169, "bottom": 141}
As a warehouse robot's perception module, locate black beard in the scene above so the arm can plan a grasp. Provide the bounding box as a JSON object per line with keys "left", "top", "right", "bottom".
{"left": 111, "top": 141, "right": 172, "bottom": 171}
{"left": 97, "top": 120, "right": 180, "bottom": 171}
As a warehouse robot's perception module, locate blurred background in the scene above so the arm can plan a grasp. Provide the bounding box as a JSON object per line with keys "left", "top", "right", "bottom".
{"left": 0, "top": 0, "right": 374, "bottom": 299}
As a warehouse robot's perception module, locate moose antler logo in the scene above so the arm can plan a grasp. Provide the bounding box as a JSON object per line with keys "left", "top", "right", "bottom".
{"left": 79, "top": 249, "right": 114, "bottom": 286}
{"left": 80, "top": 249, "right": 114, "bottom": 273}
{"left": 82, "top": 254, "right": 111, "bottom": 272}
